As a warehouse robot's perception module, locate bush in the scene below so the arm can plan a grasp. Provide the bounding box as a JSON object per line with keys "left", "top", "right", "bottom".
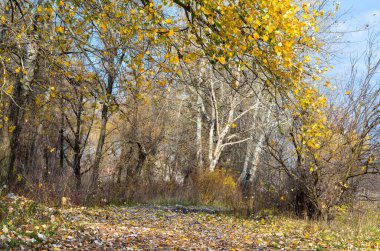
{"left": 195, "top": 169, "right": 241, "bottom": 208}
{"left": 85, "top": 168, "right": 242, "bottom": 210}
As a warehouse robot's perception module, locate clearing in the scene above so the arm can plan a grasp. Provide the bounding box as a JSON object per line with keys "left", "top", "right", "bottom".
{"left": 1, "top": 196, "right": 379, "bottom": 250}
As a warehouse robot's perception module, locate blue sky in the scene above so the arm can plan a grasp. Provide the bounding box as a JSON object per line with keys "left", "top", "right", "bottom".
{"left": 342, "top": 0, "right": 380, "bottom": 17}
{"left": 338, "top": 0, "right": 380, "bottom": 46}
{"left": 329, "top": 0, "right": 380, "bottom": 77}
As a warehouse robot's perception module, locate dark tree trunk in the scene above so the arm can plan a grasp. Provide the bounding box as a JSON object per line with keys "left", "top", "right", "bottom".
{"left": 294, "top": 189, "right": 321, "bottom": 219}
{"left": 6, "top": 0, "right": 42, "bottom": 186}
{"left": 72, "top": 95, "right": 84, "bottom": 191}
{"left": 59, "top": 101, "right": 65, "bottom": 173}
{"left": 90, "top": 71, "right": 115, "bottom": 195}
{"left": 7, "top": 76, "right": 24, "bottom": 186}
{"left": 43, "top": 147, "right": 49, "bottom": 182}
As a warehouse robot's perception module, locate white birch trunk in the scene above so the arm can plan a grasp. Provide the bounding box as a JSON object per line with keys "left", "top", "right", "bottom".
{"left": 208, "top": 78, "right": 216, "bottom": 163}
{"left": 195, "top": 59, "right": 206, "bottom": 169}
{"left": 239, "top": 105, "right": 273, "bottom": 185}
{"left": 208, "top": 64, "right": 240, "bottom": 172}
{"left": 196, "top": 93, "right": 203, "bottom": 168}
{"left": 208, "top": 104, "right": 215, "bottom": 163}
{"left": 240, "top": 93, "right": 263, "bottom": 183}
{"left": 209, "top": 95, "right": 238, "bottom": 172}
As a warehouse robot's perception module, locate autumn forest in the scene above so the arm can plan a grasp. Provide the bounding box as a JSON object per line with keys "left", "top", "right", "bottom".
{"left": 0, "top": 0, "right": 379, "bottom": 249}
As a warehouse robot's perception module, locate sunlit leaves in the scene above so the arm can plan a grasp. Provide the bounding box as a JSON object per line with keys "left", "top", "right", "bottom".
{"left": 55, "top": 26, "right": 65, "bottom": 34}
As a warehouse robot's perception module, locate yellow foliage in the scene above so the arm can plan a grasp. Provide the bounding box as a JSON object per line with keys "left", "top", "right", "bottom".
{"left": 197, "top": 169, "right": 239, "bottom": 206}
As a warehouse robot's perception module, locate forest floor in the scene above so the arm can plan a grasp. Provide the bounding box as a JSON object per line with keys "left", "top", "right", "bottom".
{"left": 1, "top": 194, "right": 380, "bottom": 250}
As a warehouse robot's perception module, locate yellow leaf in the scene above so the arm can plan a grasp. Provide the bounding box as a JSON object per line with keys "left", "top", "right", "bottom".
{"left": 169, "top": 56, "right": 179, "bottom": 65}
{"left": 345, "top": 90, "right": 351, "bottom": 95}
{"left": 99, "top": 22, "right": 107, "bottom": 32}
{"left": 55, "top": 26, "right": 64, "bottom": 33}
{"left": 304, "top": 55, "right": 311, "bottom": 63}
{"left": 5, "top": 85, "right": 13, "bottom": 94}
{"left": 8, "top": 125, "right": 16, "bottom": 133}
{"left": 218, "top": 57, "right": 226, "bottom": 64}
{"left": 168, "top": 29, "right": 174, "bottom": 36}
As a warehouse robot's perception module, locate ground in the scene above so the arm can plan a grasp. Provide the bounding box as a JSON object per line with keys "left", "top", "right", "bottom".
{"left": 1, "top": 195, "right": 379, "bottom": 250}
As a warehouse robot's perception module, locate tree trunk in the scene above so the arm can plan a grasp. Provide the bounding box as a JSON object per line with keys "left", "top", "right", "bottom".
{"left": 208, "top": 63, "right": 240, "bottom": 172}
{"left": 209, "top": 96, "right": 237, "bottom": 171}
{"left": 196, "top": 93, "right": 203, "bottom": 168}
{"left": 73, "top": 153, "right": 82, "bottom": 191}
{"left": 239, "top": 95, "right": 262, "bottom": 184}
{"left": 7, "top": 23, "right": 39, "bottom": 186}
{"left": 59, "top": 100, "right": 65, "bottom": 173}
{"left": 208, "top": 80, "right": 216, "bottom": 164}
{"left": 239, "top": 105, "right": 272, "bottom": 192}
{"left": 73, "top": 136, "right": 82, "bottom": 191}
{"left": 70, "top": 94, "right": 84, "bottom": 192}
{"left": 208, "top": 109, "right": 215, "bottom": 164}
{"left": 43, "top": 146, "right": 49, "bottom": 182}
{"left": 90, "top": 73, "right": 114, "bottom": 194}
